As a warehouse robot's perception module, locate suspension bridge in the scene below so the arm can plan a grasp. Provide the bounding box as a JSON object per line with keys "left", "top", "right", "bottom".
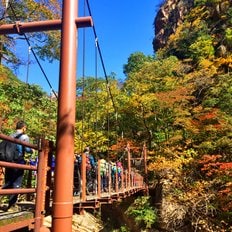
{"left": 0, "top": 0, "right": 149, "bottom": 231}
{"left": 0, "top": 133, "right": 148, "bottom": 231}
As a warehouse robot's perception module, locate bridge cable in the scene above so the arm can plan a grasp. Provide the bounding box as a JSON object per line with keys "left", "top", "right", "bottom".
{"left": 94, "top": 37, "right": 99, "bottom": 150}
{"left": 85, "top": 0, "right": 123, "bottom": 154}
{"left": 8, "top": 2, "right": 58, "bottom": 99}
{"left": 80, "top": 0, "right": 87, "bottom": 153}
{"left": 85, "top": 0, "right": 118, "bottom": 116}
{"left": 80, "top": 1, "right": 102, "bottom": 154}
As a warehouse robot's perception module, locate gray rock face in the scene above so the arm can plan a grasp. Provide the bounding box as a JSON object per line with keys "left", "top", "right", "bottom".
{"left": 153, "top": 0, "right": 194, "bottom": 52}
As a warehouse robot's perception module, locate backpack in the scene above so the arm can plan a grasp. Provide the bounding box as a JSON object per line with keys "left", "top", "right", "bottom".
{"left": 0, "top": 134, "right": 23, "bottom": 162}
{"left": 86, "top": 154, "right": 92, "bottom": 171}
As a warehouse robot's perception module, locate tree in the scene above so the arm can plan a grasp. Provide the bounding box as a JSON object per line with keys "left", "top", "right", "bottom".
{"left": 123, "top": 52, "right": 153, "bottom": 77}
{"left": 0, "top": 0, "right": 62, "bottom": 68}
{"left": 0, "top": 65, "right": 57, "bottom": 140}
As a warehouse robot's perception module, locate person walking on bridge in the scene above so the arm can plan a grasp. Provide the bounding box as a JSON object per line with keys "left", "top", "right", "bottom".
{"left": 2, "top": 120, "right": 34, "bottom": 211}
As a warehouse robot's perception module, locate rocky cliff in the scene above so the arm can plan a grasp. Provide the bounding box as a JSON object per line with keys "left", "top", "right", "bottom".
{"left": 153, "top": 0, "right": 194, "bottom": 52}
{"left": 153, "top": 0, "right": 232, "bottom": 57}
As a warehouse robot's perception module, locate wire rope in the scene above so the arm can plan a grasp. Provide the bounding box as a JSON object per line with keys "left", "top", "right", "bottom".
{"left": 94, "top": 38, "right": 98, "bottom": 133}
{"left": 8, "top": 2, "right": 58, "bottom": 99}
{"left": 80, "top": 1, "right": 100, "bottom": 154}
{"left": 80, "top": 0, "right": 87, "bottom": 154}
{"left": 85, "top": 0, "right": 131, "bottom": 166}
{"left": 85, "top": 0, "right": 118, "bottom": 115}
{"left": 85, "top": 0, "right": 124, "bottom": 157}
{"left": 93, "top": 37, "right": 100, "bottom": 152}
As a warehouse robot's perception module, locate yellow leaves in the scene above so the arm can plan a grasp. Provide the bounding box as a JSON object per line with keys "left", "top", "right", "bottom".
{"left": 191, "top": 18, "right": 204, "bottom": 28}
{"left": 139, "top": 93, "right": 157, "bottom": 105}
{"left": 154, "top": 86, "right": 193, "bottom": 108}
{"left": 0, "top": 74, "right": 8, "bottom": 83}
{"left": 0, "top": 65, "right": 14, "bottom": 83}
{"left": 188, "top": 5, "right": 208, "bottom": 21}
{"left": 168, "top": 24, "right": 185, "bottom": 46}
{"left": 215, "top": 56, "right": 232, "bottom": 71}
{"left": 167, "top": 134, "right": 183, "bottom": 144}
{"left": 189, "top": 35, "right": 215, "bottom": 61}
{"left": 23, "top": 0, "right": 61, "bottom": 21}
{"left": 0, "top": 102, "right": 10, "bottom": 115}
{"left": 28, "top": 0, "right": 61, "bottom": 20}
{"left": 148, "top": 156, "right": 183, "bottom": 174}
{"left": 198, "top": 59, "right": 217, "bottom": 74}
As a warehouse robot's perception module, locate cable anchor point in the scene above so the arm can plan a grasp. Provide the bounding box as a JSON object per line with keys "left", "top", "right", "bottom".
{"left": 15, "top": 21, "right": 23, "bottom": 35}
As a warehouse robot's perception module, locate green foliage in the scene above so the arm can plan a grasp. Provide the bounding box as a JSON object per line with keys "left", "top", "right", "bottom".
{"left": 194, "top": 0, "right": 208, "bottom": 6}
{"left": 123, "top": 52, "right": 153, "bottom": 76}
{"left": 0, "top": 64, "right": 57, "bottom": 140}
{"left": 126, "top": 196, "right": 157, "bottom": 229}
{"left": 0, "top": 0, "right": 61, "bottom": 67}
{"left": 74, "top": 76, "right": 123, "bottom": 153}
{"left": 116, "top": 226, "right": 130, "bottom": 232}
{"left": 0, "top": 1, "right": 232, "bottom": 230}
{"left": 202, "top": 74, "right": 232, "bottom": 114}
{"left": 159, "top": 1, "right": 232, "bottom": 65}
{"left": 225, "top": 28, "right": 232, "bottom": 47}
{"left": 189, "top": 34, "right": 215, "bottom": 62}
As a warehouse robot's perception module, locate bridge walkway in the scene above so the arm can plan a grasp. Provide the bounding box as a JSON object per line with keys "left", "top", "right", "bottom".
{"left": 0, "top": 133, "right": 147, "bottom": 231}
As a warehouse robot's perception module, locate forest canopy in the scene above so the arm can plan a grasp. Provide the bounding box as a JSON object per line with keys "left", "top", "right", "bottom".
{"left": 0, "top": 0, "right": 232, "bottom": 230}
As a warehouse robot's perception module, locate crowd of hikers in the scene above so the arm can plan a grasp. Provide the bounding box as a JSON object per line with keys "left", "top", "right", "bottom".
{"left": 28, "top": 146, "right": 124, "bottom": 196}
{"left": 73, "top": 147, "right": 123, "bottom": 196}
{"left": 0, "top": 121, "right": 138, "bottom": 212}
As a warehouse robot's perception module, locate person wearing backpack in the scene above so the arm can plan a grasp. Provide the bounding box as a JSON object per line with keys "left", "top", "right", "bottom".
{"left": 84, "top": 147, "right": 96, "bottom": 194}
{"left": 73, "top": 153, "right": 81, "bottom": 196}
{"left": 2, "top": 120, "right": 34, "bottom": 211}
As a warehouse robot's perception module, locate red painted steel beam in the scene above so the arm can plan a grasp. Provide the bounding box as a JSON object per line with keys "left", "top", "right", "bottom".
{"left": 81, "top": 152, "right": 87, "bottom": 202}
{"left": 0, "top": 188, "right": 36, "bottom": 194}
{"left": 0, "top": 2, "right": 93, "bottom": 232}
{"left": 143, "top": 144, "right": 149, "bottom": 196}
{"left": 97, "top": 159, "right": 101, "bottom": 198}
{"left": 52, "top": 0, "right": 86, "bottom": 231}
{"left": 0, "top": 133, "right": 38, "bottom": 150}
{"left": 0, "top": 218, "right": 35, "bottom": 232}
{"left": 34, "top": 140, "right": 49, "bottom": 231}
{"left": 127, "top": 144, "right": 131, "bottom": 188}
{"left": 0, "top": 161, "right": 37, "bottom": 170}
{"left": 0, "top": 17, "right": 92, "bottom": 34}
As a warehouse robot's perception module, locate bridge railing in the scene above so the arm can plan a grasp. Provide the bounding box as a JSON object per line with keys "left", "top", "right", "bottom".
{"left": 0, "top": 133, "right": 53, "bottom": 231}
{"left": 74, "top": 151, "right": 145, "bottom": 202}
{"left": 0, "top": 132, "right": 146, "bottom": 229}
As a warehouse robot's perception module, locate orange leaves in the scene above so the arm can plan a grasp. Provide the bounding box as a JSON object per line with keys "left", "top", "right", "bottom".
{"left": 198, "top": 154, "right": 222, "bottom": 163}
{"left": 218, "top": 182, "right": 232, "bottom": 211}
{"left": 219, "top": 163, "right": 232, "bottom": 170}
{"left": 109, "top": 138, "right": 140, "bottom": 153}
{"left": 197, "top": 154, "right": 232, "bottom": 212}
{"left": 154, "top": 86, "right": 193, "bottom": 107}
{"left": 198, "top": 154, "right": 232, "bottom": 177}
{"left": 0, "top": 74, "right": 8, "bottom": 83}
{"left": 197, "top": 109, "right": 220, "bottom": 123}
{"left": 198, "top": 110, "right": 218, "bottom": 121}
{"left": 192, "top": 108, "right": 224, "bottom": 131}
{"left": 198, "top": 154, "right": 222, "bottom": 177}
{"left": 219, "top": 163, "right": 232, "bottom": 178}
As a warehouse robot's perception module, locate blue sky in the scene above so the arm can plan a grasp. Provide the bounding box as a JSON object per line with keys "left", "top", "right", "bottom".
{"left": 17, "top": 0, "right": 163, "bottom": 93}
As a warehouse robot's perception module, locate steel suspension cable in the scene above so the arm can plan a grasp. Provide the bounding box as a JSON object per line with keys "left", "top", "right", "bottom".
{"left": 9, "top": 2, "right": 58, "bottom": 99}
{"left": 94, "top": 38, "right": 99, "bottom": 133}
{"left": 80, "top": 30, "right": 85, "bottom": 153}
{"left": 85, "top": 0, "right": 124, "bottom": 151}
{"left": 80, "top": 0, "right": 87, "bottom": 153}
{"left": 85, "top": 0, "right": 118, "bottom": 115}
